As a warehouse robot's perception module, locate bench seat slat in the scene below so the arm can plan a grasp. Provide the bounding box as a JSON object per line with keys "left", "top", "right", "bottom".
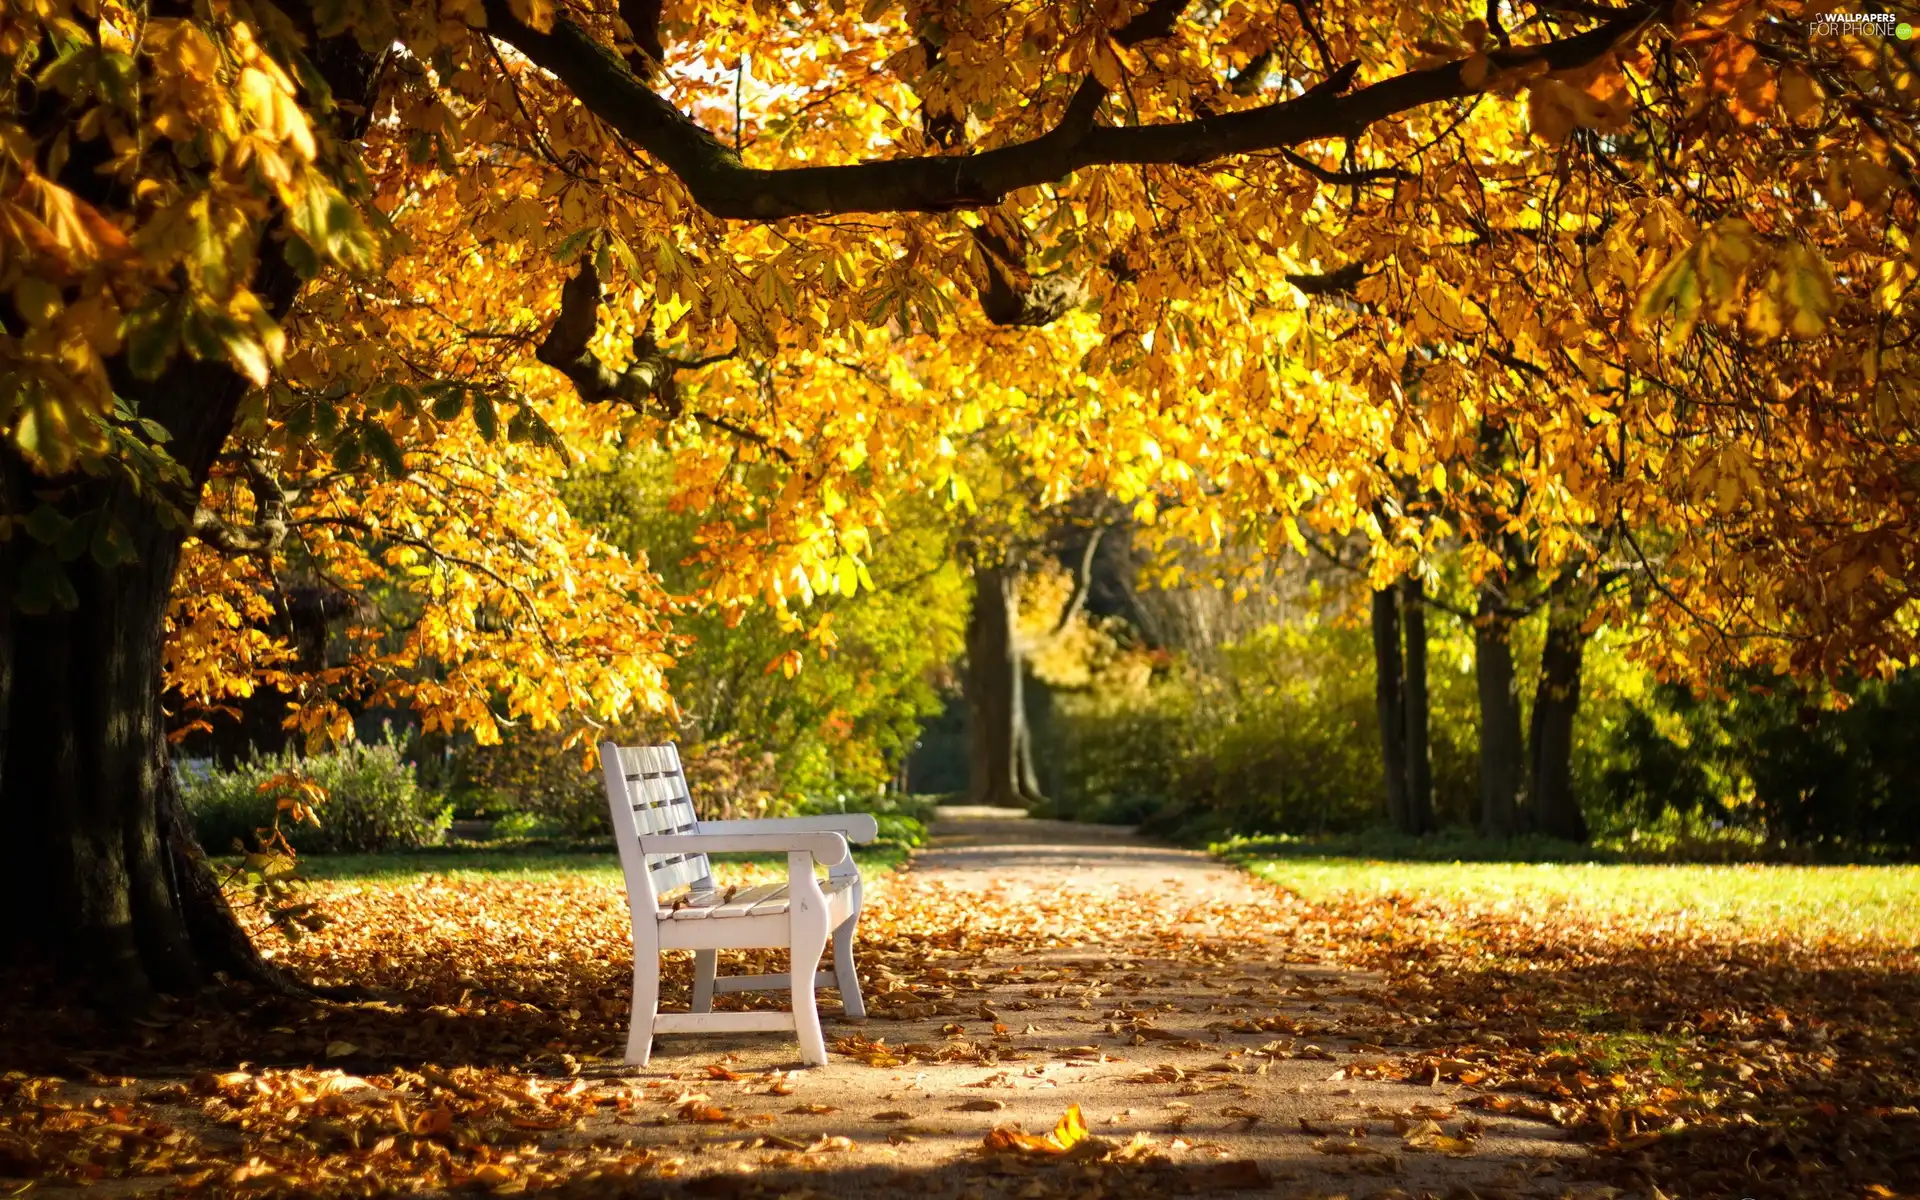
{"left": 659, "top": 875, "right": 854, "bottom": 921}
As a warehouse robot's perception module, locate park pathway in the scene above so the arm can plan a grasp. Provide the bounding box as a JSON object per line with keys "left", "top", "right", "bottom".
{"left": 607, "top": 806, "right": 1595, "bottom": 1197}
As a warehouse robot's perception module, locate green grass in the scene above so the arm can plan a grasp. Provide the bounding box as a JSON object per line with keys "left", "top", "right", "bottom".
{"left": 233, "top": 839, "right": 916, "bottom": 885}
{"left": 1221, "top": 845, "right": 1920, "bottom": 943}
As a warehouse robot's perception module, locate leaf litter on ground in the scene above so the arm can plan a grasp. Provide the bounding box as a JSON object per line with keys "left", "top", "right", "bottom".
{"left": 0, "top": 854, "right": 1913, "bottom": 1197}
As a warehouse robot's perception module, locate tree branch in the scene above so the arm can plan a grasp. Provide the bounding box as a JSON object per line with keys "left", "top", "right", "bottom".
{"left": 481, "top": 0, "right": 1666, "bottom": 220}
{"left": 192, "top": 452, "right": 294, "bottom": 556}
{"left": 970, "top": 214, "right": 1089, "bottom": 327}
{"left": 1050, "top": 525, "right": 1108, "bottom": 637}
{"left": 534, "top": 258, "right": 790, "bottom": 459}
{"left": 1286, "top": 260, "right": 1368, "bottom": 296}
{"left": 1280, "top": 147, "right": 1410, "bottom": 186}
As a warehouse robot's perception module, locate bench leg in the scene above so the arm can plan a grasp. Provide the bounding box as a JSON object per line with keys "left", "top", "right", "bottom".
{"left": 833, "top": 881, "right": 865, "bottom": 1019}
{"left": 789, "top": 914, "right": 831, "bottom": 1067}
{"left": 691, "top": 949, "right": 717, "bottom": 1014}
{"left": 626, "top": 953, "right": 660, "bottom": 1067}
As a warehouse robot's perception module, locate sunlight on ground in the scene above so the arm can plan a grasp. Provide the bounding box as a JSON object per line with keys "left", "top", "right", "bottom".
{"left": 1238, "top": 857, "right": 1920, "bottom": 943}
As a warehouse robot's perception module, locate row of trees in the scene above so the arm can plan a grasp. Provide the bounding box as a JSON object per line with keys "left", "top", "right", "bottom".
{"left": 3, "top": 0, "right": 1915, "bottom": 1004}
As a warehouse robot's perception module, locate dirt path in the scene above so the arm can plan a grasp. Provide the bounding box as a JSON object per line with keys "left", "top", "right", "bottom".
{"left": 596, "top": 807, "right": 1591, "bottom": 1197}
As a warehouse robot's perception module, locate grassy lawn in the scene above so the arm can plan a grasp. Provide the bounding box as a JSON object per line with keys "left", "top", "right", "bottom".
{"left": 280, "top": 839, "right": 915, "bottom": 885}
{"left": 1221, "top": 842, "right": 1920, "bottom": 943}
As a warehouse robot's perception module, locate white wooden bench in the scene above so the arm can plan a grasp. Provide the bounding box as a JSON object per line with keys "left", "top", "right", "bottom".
{"left": 600, "top": 742, "right": 876, "bottom": 1067}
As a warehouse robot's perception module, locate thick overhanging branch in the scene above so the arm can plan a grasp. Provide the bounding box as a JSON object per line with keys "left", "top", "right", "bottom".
{"left": 482, "top": 0, "right": 1665, "bottom": 220}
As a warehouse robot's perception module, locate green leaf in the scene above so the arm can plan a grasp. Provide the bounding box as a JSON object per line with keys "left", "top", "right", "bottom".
{"left": 551, "top": 226, "right": 596, "bottom": 263}
{"left": 283, "top": 232, "right": 321, "bottom": 281}
{"left": 430, "top": 385, "right": 466, "bottom": 421}
{"left": 12, "top": 549, "right": 78, "bottom": 614}
{"left": 471, "top": 391, "right": 498, "bottom": 441}
{"left": 285, "top": 397, "right": 315, "bottom": 439}
{"left": 331, "top": 435, "right": 362, "bottom": 472}
{"left": 90, "top": 515, "right": 136, "bottom": 567}
{"left": 178, "top": 305, "right": 228, "bottom": 365}
{"left": 370, "top": 382, "right": 414, "bottom": 413}
{"left": 22, "top": 504, "right": 71, "bottom": 546}
{"left": 121, "top": 296, "right": 181, "bottom": 380}
{"left": 54, "top": 509, "right": 96, "bottom": 562}
{"left": 360, "top": 422, "right": 407, "bottom": 476}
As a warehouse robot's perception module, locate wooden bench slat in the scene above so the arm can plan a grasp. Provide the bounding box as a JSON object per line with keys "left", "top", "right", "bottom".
{"left": 657, "top": 876, "right": 855, "bottom": 921}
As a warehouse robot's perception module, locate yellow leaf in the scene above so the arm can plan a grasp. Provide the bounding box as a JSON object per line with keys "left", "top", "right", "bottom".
{"left": 1778, "top": 242, "right": 1835, "bottom": 337}
{"left": 1778, "top": 67, "right": 1820, "bottom": 120}
{"left": 1526, "top": 81, "right": 1575, "bottom": 144}
{"left": 506, "top": 0, "right": 554, "bottom": 32}
{"left": 982, "top": 1104, "right": 1091, "bottom": 1155}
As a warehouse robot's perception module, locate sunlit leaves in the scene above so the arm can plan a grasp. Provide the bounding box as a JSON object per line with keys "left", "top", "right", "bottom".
{"left": 2, "top": 3, "right": 372, "bottom": 467}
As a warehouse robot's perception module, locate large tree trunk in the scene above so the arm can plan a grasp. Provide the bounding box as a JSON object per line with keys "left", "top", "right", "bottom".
{"left": 1400, "top": 576, "right": 1436, "bottom": 836}
{"left": 965, "top": 564, "right": 1045, "bottom": 808}
{"left": 0, "top": 353, "right": 284, "bottom": 1004}
{"left": 1475, "top": 591, "right": 1525, "bottom": 839}
{"left": 1370, "top": 586, "right": 1411, "bottom": 832}
{"left": 1528, "top": 586, "right": 1591, "bottom": 842}
{"left": 0, "top": 31, "right": 383, "bottom": 1005}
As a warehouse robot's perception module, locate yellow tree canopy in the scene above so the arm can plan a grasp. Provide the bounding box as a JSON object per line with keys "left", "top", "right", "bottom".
{"left": 3, "top": 0, "right": 1915, "bottom": 744}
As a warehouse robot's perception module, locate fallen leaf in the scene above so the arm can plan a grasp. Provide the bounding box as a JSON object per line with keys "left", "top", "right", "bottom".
{"left": 983, "top": 1104, "right": 1094, "bottom": 1156}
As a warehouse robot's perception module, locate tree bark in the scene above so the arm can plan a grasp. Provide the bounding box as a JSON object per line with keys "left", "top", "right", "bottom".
{"left": 1475, "top": 591, "right": 1525, "bottom": 839}
{"left": 483, "top": 0, "right": 1661, "bottom": 221}
{"left": 0, "top": 355, "right": 284, "bottom": 1003}
{"left": 1528, "top": 586, "right": 1591, "bottom": 842}
{"left": 0, "top": 29, "right": 384, "bottom": 1004}
{"left": 965, "top": 564, "right": 1044, "bottom": 808}
{"left": 1370, "top": 586, "right": 1411, "bottom": 832}
{"left": 1401, "top": 576, "right": 1436, "bottom": 835}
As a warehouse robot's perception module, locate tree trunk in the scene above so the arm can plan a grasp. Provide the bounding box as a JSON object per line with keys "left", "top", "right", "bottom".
{"left": 0, "top": 341, "right": 296, "bottom": 1006}
{"left": 965, "top": 564, "right": 1044, "bottom": 808}
{"left": 1476, "top": 591, "right": 1525, "bottom": 839}
{"left": 1400, "top": 576, "right": 1436, "bottom": 835}
{"left": 1529, "top": 586, "right": 1591, "bottom": 842}
{"left": 0, "top": 25, "right": 382, "bottom": 1005}
{"left": 1370, "top": 586, "right": 1411, "bottom": 832}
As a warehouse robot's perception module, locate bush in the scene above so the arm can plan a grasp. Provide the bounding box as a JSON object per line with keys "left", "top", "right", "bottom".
{"left": 1045, "top": 619, "right": 1480, "bottom": 841}
{"left": 181, "top": 729, "right": 452, "bottom": 854}
{"left": 1598, "top": 674, "right": 1920, "bottom": 857}
{"left": 450, "top": 726, "right": 616, "bottom": 836}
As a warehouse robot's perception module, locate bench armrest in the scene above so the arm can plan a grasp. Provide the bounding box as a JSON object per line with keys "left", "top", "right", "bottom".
{"left": 638, "top": 831, "right": 850, "bottom": 868}
{"left": 696, "top": 814, "right": 880, "bottom": 843}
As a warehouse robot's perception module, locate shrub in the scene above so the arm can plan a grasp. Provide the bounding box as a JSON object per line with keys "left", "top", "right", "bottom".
{"left": 1046, "top": 619, "right": 1480, "bottom": 840}
{"left": 451, "top": 726, "right": 615, "bottom": 836}
{"left": 180, "top": 729, "right": 452, "bottom": 854}
{"left": 1598, "top": 674, "right": 1920, "bottom": 857}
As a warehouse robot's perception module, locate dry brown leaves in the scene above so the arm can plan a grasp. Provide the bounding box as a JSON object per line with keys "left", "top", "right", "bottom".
{"left": 1306, "top": 886, "right": 1920, "bottom": 1199}
{"left": 1, "top": 858, "right": 1916, "bottom": 1197}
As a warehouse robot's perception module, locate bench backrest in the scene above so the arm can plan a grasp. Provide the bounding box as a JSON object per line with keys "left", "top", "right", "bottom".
{"left": 601, "top": 742, "right": 711, "bottom": 897}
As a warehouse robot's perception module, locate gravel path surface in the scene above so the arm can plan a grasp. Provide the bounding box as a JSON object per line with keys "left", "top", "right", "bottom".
{"left": 574, "top": 807, "right": 1594, "bottom": 1197}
